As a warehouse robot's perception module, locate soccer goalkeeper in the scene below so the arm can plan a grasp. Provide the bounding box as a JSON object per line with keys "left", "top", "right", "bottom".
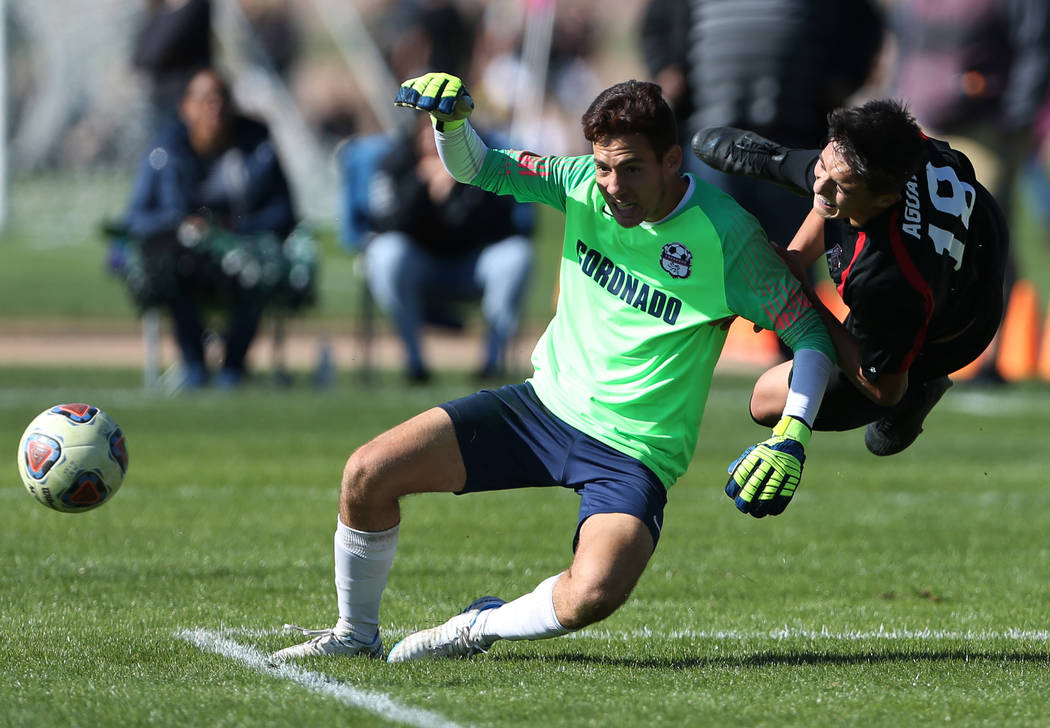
{"left": 272, "top": 72, "right": 836, "bottom": 663}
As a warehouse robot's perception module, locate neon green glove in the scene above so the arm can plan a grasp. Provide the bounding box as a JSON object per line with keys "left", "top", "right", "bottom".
{"left": 725, "top": 415, "right": 810, "bottom": 518}
{"left": 393, "top": 72, "right": 474, "bottom": 130}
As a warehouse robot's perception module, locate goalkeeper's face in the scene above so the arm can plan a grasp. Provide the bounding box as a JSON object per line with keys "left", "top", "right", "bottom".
{"left": 592, "top": 134, "right": 685, "bottom": 228}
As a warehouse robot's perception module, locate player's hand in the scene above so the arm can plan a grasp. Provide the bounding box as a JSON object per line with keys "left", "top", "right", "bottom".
{"left": 394, "top": 72, "right": 474, "bottom": 130}
{"left": 725, "top": 415, "right": 810, "bottom": 518}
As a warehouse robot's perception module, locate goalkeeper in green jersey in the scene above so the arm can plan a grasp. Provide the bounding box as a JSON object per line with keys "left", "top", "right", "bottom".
{"left": 272, "top": 73, "right": 837, "bottom": 664}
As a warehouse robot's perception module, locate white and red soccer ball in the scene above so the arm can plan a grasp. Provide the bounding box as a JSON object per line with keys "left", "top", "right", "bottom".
{"left": 16, "top": 404, "right": 128, "bottom": 513}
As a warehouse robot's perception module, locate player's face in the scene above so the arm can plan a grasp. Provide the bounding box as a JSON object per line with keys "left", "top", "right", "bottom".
{"left": 811, "top": 142, "right": 895, "bottom": 227}
{"left": 592, "top": 134, "right": 684, "bottom": 228}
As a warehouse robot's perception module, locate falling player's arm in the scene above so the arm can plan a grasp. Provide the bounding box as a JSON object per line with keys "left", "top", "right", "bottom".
{"left": 785, "top": 210, "right": 908, "bottom": 406}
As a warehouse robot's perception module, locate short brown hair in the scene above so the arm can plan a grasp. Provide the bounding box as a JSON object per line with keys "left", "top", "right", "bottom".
{"left": 581, "top": 81, "right": 678, "bottom": 159}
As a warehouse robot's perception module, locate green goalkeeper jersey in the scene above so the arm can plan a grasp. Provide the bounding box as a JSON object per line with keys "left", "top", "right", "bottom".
{"left": 469, "top": 149, "right": 833, "bottom": 487}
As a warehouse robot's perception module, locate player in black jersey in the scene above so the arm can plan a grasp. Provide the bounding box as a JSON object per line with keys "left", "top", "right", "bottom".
{"left": 693, "top": 99, "right": 1009, "bottom": 456}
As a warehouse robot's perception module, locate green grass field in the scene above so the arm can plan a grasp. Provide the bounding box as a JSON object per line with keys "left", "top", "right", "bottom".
{"left": 3, "top": 367, "right": 1050, "bottom": 727}
{"left": 3, "top": 167, "right": 1050, "bottom": 726}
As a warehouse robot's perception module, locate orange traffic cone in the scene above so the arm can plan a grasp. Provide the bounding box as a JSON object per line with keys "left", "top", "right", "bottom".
{"left": 1037, "top": 294, "right": 1050, "bottom": 382}
{"left": 722, "top": 317, "right": 782, "bottom": 368}
{"left": 996, "top": 279, "right": 1041, "bottom": 381}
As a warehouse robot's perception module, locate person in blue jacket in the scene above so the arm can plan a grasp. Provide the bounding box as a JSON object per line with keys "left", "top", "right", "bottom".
{"left": 124, "top": 67, "right": 296, "bottom": 388}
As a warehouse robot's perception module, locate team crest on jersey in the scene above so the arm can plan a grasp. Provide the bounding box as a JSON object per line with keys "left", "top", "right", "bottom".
{"left": 660, "top": 242, "right": 692, "bottom": 279}
{"left": 826, "top": 244, "right": 845, "bottom": 276}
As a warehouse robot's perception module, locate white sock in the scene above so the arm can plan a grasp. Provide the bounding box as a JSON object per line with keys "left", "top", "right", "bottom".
{"left": 332, "top": 517, "right": 398, "bottom": 642}
{"left": 476, "top": 574, "right": 571, "bottom": 642}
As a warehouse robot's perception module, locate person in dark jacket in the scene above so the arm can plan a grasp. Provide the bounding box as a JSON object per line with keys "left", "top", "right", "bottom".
{"left": 888, "top": 0, "right": 1050, "bottom": 383}
{"left": 686, "top": 0, "right": 884, "bottom": 248}
{"left": 363, "top": 115, "right": 533, "bottom": 382}
{"left": 639, "top": 0, "right": 694, "bottom": 165}
{"left": 124, "top": 67, "right": 297, "bottom": 389}
{"left": 132, "top": 0, "right": 213, "bottom": 132}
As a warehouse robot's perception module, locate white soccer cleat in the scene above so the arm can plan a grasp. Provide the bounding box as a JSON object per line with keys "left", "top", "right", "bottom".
{"left": 270, "top": 625, "right": 383, "bottom": 662}
{"left": 386, "top": 596, "right": 505, "bottom": 663}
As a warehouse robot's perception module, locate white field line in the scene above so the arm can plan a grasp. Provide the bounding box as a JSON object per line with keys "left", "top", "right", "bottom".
{"left": 176, "top": 628, "right": 468, "bottom": 728}
{"left": 568, "top": 626, "right": 1050, "bottom": 642}
{"left": 207, "top": 624, "right": 1050, "bottom": 643}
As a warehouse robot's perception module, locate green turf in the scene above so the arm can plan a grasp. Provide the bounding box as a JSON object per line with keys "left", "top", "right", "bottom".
{"left": 2, "top": 368, "right": 1049, "bottom": 727}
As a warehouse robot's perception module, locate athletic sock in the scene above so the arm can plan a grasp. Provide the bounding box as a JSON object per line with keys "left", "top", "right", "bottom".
{"left": 475, "top": 574, "right": 571, "bottom": 642}
{"left": 332, "top": 517, "right": 398, "bottom": 643}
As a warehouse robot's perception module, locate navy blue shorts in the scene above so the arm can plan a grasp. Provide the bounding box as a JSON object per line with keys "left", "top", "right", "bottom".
{"left": 439, "top": 382, "right": 667, "bottom": 549}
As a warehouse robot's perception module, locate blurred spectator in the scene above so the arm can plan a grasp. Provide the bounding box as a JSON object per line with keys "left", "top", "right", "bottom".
{"left": 320, "top": 0, "right": 478, "bottom": 142}
{"left": 685, "top": 0, "right": 883, "bottom": 248}
{"left": 1023, "top": 92, "right": 1050, "bottom": 233}
{"left": 545, "top": 4, "right": 603, "bottom": 154}
{"left": 472, "top": 3, "right": 600, "bottom": 155}
{"left": 132, "top": 0, "right": 213, "bottom": 133}
{"left": 122, "top": 68, "right": 300, "bottom": 389}
{"left": 238, "top": 0, "right": 299, "bottom": 80}
{"left": 888, "top": 0, "right": 1050, "bottom": 384}
{"left": 364, "top": 115, "right": 533, "bottom": 383}
{"left": 470, "top": 12, "right": 538, "bottom": 138}
{"left": 379, "top": 0, "right": 478, "bottom": 81}
{"left": 639, "top": 0, "right": 695, "bottom": 170}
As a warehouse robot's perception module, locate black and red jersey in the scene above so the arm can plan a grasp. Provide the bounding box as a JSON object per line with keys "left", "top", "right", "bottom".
{"left": 813, "top": 137, "right": 1006, "bottom": 381}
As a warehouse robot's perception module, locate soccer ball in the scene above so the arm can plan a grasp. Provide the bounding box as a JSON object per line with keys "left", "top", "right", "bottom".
{"left": 16, "top": 403, "right": 128, "bottom": 513}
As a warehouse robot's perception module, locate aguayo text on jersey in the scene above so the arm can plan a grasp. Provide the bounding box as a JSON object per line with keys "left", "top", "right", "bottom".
{"left": 823, "top": 136, "right": 985, "bottom": 378}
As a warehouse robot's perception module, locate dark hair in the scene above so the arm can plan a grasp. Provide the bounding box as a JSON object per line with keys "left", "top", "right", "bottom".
{"left": 581, "top": 80, "right": 677, "bottom": 159}
{"left": 182, "top": 67, "right": 232, "bottom": 103}
{"left": 826, "top": 99, "right": 924, "bottom": 195}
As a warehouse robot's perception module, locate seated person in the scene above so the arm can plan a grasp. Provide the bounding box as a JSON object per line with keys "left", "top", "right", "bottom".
{"left": 123, "top": 66, "right": 297, "bottom": 388}
{"left": 364, "top": 115, "right": 533, "bottom": 382}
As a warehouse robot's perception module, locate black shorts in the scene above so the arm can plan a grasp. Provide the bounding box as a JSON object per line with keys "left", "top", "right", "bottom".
{"left": 813, "top": 289, "right": 1004, "bottom": 431}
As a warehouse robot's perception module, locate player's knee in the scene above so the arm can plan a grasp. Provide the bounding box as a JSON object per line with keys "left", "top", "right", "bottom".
{"left": 560, "top": 577, "right": 631, "bottom": 629}
{"left": 340, "top": 444, "right": 385, "bottom": 510}
{"left": 748, "top": 392, "right": 780, "bottom": 427}
{"left": 749, "top": 365, "right": 790, "bottom": 426}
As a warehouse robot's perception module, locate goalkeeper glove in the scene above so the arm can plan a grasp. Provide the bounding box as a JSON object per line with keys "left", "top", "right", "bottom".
{"left": 725, "top": 415, "right": 810, "bottom": 518}
{"left": 394, "top": 72, "right": 474, "bottom": 130}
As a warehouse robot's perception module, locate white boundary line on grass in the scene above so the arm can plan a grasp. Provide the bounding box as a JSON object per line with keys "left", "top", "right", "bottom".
{"left": 569, "top": 626, "right": 1050, "bottom": 641}
{"left": 208, "top": 624, "right": 1050, "bottom": 643}
{"left": 176, "top": 628, "right": 468, "bottom": 728}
